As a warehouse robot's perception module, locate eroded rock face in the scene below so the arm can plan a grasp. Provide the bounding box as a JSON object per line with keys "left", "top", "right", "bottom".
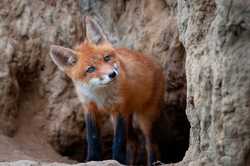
{"left": 177, "top": 0, "right": 250, "bottom": 165}
{"left": 0, "top": 0, "right": 188, "bottom": 164}
{"left": 0, "top": 160, "right": 123, "bottom": 166}
{"left": 0, "top": 0, "right": 85, "bottom": 161}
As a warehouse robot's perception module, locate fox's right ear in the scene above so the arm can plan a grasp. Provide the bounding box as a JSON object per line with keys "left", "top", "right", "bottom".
{"left": 50, "top": 45, "right": 77, "bottom": 71}
{"left": 83, "top": 16, "right": 111, "bottom": 46}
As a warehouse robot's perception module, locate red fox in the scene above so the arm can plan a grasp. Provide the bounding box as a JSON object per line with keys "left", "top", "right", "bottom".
{"left": 50, "top": 16, "right": 165, "bottom": 166}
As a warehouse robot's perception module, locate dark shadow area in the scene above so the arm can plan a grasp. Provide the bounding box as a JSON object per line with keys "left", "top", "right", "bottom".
{"left": 154, "top": 103, "right": 190, "bottom": 163}
{"left": 61, "top": 141, "right": 86, "bottom": 162}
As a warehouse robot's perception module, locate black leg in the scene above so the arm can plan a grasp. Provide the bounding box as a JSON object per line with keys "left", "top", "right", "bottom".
{"left": 112, "top": 113, "right": 127, "bottom": 164}
{"left": 85, "top": 112, "right": 101, "bottom": 161}
{"left": 145, "top": 137, "right": 157, "bottom": 166}
{"left": 126, "top": 115, "right": 138, "bottom": 165}
{"left": 149, "top": 149, "right": 157, "bottom": 166}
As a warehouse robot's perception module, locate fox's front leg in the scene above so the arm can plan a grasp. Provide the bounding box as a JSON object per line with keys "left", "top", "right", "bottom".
{"left": 84, "top": 104, "right": 102, "bottom": 161}
{"left": 112, "top": 113, "right": 127, "bottom": 164}
{"left": 137, "top": 111, "right": 159, "bottom": 166}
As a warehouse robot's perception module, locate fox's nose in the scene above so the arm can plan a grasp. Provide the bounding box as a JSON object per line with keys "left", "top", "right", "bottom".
{"left": 108, "top": 71, "right": 117, "bottom": 79}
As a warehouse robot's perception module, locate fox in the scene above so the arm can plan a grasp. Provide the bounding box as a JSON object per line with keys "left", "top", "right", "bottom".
{"left": 49, "top": 16, "right": 165, "bottom": 166}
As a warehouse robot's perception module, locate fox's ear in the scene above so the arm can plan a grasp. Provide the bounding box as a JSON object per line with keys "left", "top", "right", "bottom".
{"left": 84, "top": 16, "right": 110, "bottom": 46}
{"left": 50, "top": 45, "right": 77, "bottom": 71}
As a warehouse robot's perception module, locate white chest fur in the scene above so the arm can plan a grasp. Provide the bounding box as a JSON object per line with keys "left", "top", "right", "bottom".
{"left": 74, "top": 81, "right": 120, "bottom": 110}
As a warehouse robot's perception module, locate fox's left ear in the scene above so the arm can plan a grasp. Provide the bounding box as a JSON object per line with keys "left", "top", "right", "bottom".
{"left": 84, "top": 16, "right": 111, "bottom": 46}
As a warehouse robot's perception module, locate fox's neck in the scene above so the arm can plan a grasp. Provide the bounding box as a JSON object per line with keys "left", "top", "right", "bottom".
{"left": 74, "top": 81, "right": 120, "bottom": 110}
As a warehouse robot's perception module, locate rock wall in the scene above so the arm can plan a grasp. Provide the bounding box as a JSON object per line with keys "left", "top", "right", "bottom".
{"left": 0, "top": 160, "right": 123, "bottom": 166}
{"left": 0, "top": 0, "right": 86, "bottom": 162}
{"left": 0, "top": 0, "right": 189, "bottom": 164}
{"left": 177, "top": 0, "right": 250, "bottom": 165}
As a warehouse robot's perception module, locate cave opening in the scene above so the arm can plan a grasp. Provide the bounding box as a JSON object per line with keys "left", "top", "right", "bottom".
{"left": 154, "top": 103, "right": 190, "bottom": 164}
{"left": 154, "top": 42, "right": 190, "bottom": 164}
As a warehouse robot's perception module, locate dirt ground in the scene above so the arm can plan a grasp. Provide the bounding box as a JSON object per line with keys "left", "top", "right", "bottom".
{"left": 0, "top": 85, "right": 74, "bottom": 163}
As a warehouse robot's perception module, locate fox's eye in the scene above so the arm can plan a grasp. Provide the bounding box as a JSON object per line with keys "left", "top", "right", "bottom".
{"left": 86, "top": 66, "right": 96, "bottom": 73}
{"left": 104, "top": 55, "right": 111, "bottom": 62}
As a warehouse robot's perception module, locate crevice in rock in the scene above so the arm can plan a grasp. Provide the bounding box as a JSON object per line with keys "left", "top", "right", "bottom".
{"left": 155, "top": 43, "right": 190, "bottom": 164}
{"left": 6, "top": 60, "right": 71, "bottom": 162}
{"left": 59, "top": 140, "right": 86, "bottom": 162}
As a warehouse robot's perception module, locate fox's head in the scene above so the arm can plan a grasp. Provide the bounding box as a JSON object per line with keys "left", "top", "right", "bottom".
{"left": 50, "top": 16, "right": 120, "bottom": 90}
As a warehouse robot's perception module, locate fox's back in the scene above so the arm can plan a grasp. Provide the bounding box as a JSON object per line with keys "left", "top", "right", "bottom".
{"left": 115, "top": 48, "right": 165, "bottom": 113}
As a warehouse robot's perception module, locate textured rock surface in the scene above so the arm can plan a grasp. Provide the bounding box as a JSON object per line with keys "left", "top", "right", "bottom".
{"left": 0, "top": 160, "right": 123, "bottom": 166}
{"left": 0, "top": 0, "right": 188, "bottom": 164}
{"left": 176, "top": 0, "right": 250, "bottom": 165}
{"left": 0, "top": 0, "right": 85, "bottom": 162}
